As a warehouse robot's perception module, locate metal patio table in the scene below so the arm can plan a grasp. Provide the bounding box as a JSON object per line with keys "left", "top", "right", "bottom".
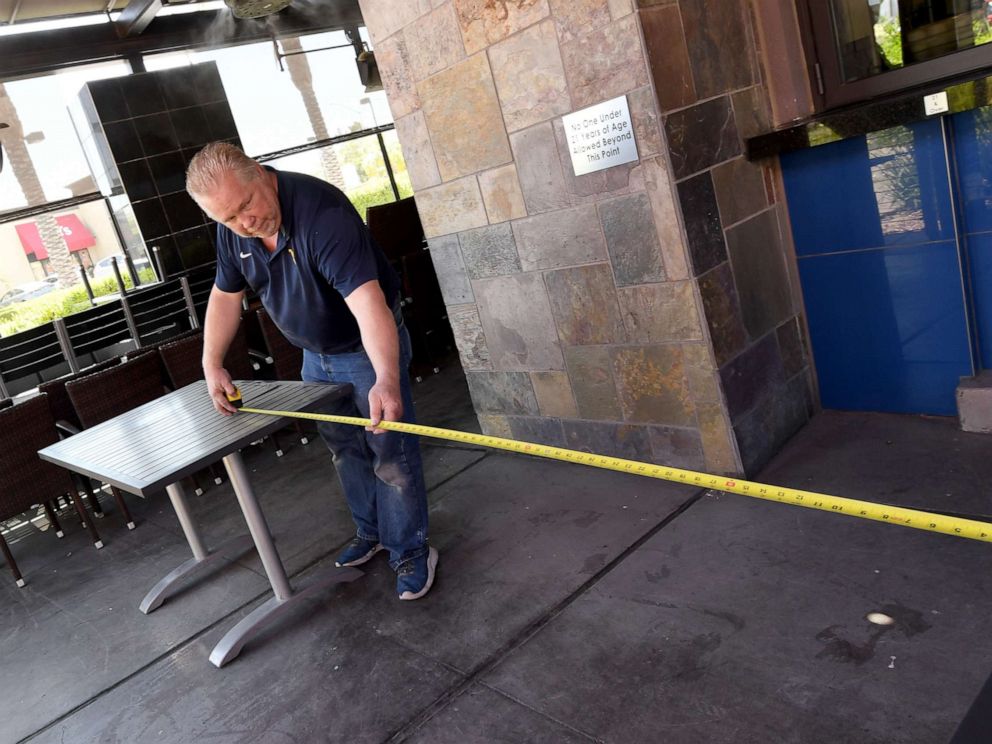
{"left": 38, "top": 379, "right": 362, "bottom": 667}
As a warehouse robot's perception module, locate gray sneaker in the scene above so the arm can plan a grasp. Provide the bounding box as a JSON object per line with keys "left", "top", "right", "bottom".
{"left": 397, "top": 546, "right": 439, "bottom": 600}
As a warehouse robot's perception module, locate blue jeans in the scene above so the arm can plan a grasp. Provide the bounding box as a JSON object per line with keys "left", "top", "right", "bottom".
{"left": 301, "top": 318, "right": 429, "bottom": 570}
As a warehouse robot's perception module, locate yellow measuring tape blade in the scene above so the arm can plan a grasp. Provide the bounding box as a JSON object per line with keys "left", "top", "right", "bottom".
{"left": 240, "top": 406, "right": 992, "bottom": 544}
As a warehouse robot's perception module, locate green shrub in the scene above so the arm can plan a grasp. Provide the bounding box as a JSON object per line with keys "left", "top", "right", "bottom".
{"left": 347, "top": 180, "right": 403, "bottom": 221}
{"left": 874, "top": 19, "right": 903, "bottom": 69}
{"left": 0, "top": 268, "right": 159, "bottom": 336}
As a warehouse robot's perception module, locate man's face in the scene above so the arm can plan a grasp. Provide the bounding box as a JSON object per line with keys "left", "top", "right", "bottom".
{"left": 197, "top": 167, "right": 281, "bottom": 239}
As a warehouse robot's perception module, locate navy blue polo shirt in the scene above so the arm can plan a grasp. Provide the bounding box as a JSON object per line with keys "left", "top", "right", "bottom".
{"left": 214, "top": 168, "right": 400, "bottom": 355}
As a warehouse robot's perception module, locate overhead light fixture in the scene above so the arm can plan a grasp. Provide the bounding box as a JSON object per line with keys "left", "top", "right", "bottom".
{"left": 224, "top": 0, "right": 291, "bottom": 19}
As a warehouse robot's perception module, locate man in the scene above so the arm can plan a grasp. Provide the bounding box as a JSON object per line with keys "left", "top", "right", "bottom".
{"left": 186, "top": 141, "right": 437, "bottom": 600}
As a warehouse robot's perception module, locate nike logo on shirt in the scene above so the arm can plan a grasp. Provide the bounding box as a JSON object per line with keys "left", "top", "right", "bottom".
{"left": 239, "top": 252, "right": 252, "bottom": 259}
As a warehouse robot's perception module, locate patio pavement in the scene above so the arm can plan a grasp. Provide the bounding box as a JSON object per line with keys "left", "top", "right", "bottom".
{"left": 3, "top": 361, "right": 992, "bottom": 744}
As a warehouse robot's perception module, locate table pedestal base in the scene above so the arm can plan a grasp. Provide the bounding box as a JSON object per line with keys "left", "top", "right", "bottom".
{"left": 139, "top": 533, "right": 256, "bottom": 615}
{"left": 209, "top": 564, "right": 362, "bottom": 667}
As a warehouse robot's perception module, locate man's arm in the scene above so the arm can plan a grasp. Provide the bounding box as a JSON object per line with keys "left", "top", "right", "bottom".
{"left": 202, "top": 284, "right": 246, "bottom": 415}
{"left": 344, "top": 279, "right": 401, "bottom": 434}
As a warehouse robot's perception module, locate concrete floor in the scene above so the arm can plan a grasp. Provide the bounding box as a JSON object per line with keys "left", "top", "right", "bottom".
{"left": 3, "top": 362, "right": 991, "bottom": 744}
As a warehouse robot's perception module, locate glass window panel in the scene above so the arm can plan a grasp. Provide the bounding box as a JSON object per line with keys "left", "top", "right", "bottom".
{"left": 0, "top": 198, "right": 137, "bottom": 334}
{"left": 298, "top": 31, "right": 394, "bottom": 130}
{"left": 143, "top": 29, "right": 385, "bottom": 157}
{"left": 381, "top": 130, "right": 413, "bottom": 199}
{"left": 0, "top": 60, "right": 129, "bottom": 213}
{"left": 265, "top": 135, "right": 399, "bottom": 221}
{"left": 832, "top": 0, "right": 991, "bottom": 82}
{"left": 144, "top": 42, "right": 311, "bottom": 154}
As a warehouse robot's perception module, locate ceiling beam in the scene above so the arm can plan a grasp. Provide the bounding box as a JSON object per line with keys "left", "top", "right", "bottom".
{"left": 115, "top": 0, "right": 162, "bottom": 37}
{"left": 0, "top": 2, "right": 364, "bottom": 80}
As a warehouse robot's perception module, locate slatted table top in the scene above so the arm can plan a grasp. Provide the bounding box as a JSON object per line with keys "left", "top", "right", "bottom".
{"left": 38, "top": 380, "right": 348, "bottom": 496}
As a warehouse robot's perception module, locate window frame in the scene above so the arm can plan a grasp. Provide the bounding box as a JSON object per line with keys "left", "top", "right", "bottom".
{"left": 800, "top": 0, "right": 992, "bottom": 110}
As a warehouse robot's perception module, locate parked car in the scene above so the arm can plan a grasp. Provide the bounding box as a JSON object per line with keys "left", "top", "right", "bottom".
{"left": 0, "top": 280, "right": 60, "bottom": 307}
{"left": 92, "top": 253, "right": 152, "bottom": 279}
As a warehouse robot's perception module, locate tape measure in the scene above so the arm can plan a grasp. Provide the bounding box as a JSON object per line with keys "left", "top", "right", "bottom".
{"left": 226, "top": 392, "right": 992, "bottom": 544}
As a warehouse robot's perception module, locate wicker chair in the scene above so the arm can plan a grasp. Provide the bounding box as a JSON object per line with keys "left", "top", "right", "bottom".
{"left": 157, "top": 331, "right": 205, "bottom": 390}
{"left": 38, "top": 357, "right": 122, "bottom": 434}
{"left": 158, "top": 326, "right": 254, "bottom": 486}
{"left": 37, "top": 357, "right": 123, "bottom": 517}
{"left": 255, "top": 309, "right": 310, "bottom": 449}
{"left": 0, "top": 394, "right": 102, "bottom": 587}
{"left": 65, "top": 352, "right": 167, "bottom": 529}
{"left": 256, "top": 309, "right": 303, "bottom": 382}
{"left": 158, "top": 325, "right": 254, "bottom": 389}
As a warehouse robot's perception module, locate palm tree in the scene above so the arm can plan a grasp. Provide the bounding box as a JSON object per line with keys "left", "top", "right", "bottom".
{"left": 0, "top": 83, "right": 79, "bottom": 287}
{"left": 281, "top": 37, "right": 346, "bottom": 190}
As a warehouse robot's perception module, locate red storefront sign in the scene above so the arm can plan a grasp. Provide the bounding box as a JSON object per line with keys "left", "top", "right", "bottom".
{"left": 15, "top": 215, "right": 96, "bottom": 260}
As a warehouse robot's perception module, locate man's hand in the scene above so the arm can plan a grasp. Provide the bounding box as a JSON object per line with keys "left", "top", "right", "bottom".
{"left": 205, "top": 365, "right": 239, "bottom": 416}
{"left": 367, "top": 378, "right": 402, "bottom": 434}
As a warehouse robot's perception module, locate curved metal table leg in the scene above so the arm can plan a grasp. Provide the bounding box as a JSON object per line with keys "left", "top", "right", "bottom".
{"left": 140, "top": 481, "right": 256, "bottom": 614}
{"left": 209, "top": 450, "right": 365, "bottom": 667}
{"left": 209, "top": 565, "right": 363, "bottom": 668}
{"left": 139, "top": 533, "right": 256, "bottom": 614}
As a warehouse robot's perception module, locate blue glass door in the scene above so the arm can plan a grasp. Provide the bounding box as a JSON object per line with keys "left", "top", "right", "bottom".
{"left": 781, "top": 118, "right": 975, "bottom": 415}
{"left": 950, "top": 106, "right": 992, "bottom": 371}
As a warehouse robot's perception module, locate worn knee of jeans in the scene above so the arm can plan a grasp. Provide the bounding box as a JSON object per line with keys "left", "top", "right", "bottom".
{"left": 373, "top": 456, "right": 413, "bottom": 488}
{"left": 317, "top": 422, "right": 363, "bottom": 459}
{"left": 372, "top": 436, "right": 414, "bottom": 488}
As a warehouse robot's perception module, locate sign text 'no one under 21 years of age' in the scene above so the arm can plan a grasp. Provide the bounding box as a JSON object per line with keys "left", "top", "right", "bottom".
{"left": 562, "top": 95, "right": 639, "bottom": 177}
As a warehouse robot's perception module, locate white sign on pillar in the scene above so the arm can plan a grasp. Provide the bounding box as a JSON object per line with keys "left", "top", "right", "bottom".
{"left": 562, "top": 95, "right": 639, "bottom": 176}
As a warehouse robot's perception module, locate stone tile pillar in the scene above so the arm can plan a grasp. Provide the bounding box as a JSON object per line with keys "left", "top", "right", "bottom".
{"left": 360, "top": 0, "right": 771, "bottom": 475}
{"left": 639, "top": 0, "right": 816, "bottom": 474}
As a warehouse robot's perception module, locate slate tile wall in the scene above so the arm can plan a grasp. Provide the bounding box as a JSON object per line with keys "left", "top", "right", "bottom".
{"left": 637, "top": 0, "right": 814, "bottom": 473}
{"left": 80, "top": 62, "right": 239, "bottom": 278}
{"left": 359, "top": 0, "right": 815, "bottom": 475}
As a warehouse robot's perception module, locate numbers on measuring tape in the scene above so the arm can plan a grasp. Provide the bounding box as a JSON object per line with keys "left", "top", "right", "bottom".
{"left": 246, "top": 405, "right": 988, "bottom": 544}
